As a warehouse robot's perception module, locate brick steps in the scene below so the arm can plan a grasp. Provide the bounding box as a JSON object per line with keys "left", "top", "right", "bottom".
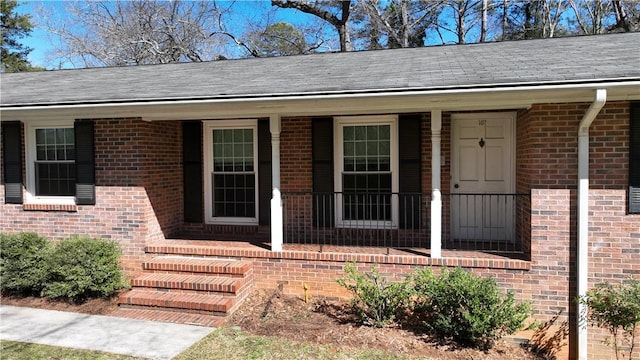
{"left": 143, "top": 257, "right": 252, "bottom": 277}
{"left": 118, "top": 254, "right": 254, "bottom": 325}
{"left": 110, "top": 308, "right": 225, "bottom": 327}
{"left": 119, "top": 289, "right": 234, "bottom": 314}
{"left": 131, "top": 273, "right": 247, "bottom": 294}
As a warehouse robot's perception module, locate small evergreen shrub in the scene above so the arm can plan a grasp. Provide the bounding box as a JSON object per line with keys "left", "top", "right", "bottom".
{"left": 42, "top": 236, "right": 125, "bottom": 302}
{"left": 336, "top": 262, "right": 411, "bottom": 327}
{"left": 0, "top": 232, "right": 50, "bottom": 296}
{"left": 412, "top": 267, "right": 531, "bottom": 349}
{"left": 579, "top": 278, "right": 640, "bottom": 360}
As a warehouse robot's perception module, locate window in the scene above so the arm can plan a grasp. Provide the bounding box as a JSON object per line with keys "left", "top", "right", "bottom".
{"left": 35, "top": 128, "right": 75, "bottom": 196}
{"left": 335, "top": 116, "right": 398, "bottom": 227}
{"left": 25, "top": 120, "right": 76, "bottom": 203}
{"left": 204, "top": 120, "right": 258, "bottom": 224}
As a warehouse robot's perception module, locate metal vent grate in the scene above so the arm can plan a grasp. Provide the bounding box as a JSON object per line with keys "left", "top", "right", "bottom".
{"left": 630, "top": 186, "right": 640, "bottom": 214}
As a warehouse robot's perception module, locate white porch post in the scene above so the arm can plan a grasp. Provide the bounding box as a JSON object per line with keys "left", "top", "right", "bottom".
{"left": 270, "top": 114, "right": 283, "bottom": 252}
{"left": 430, "top": 109, "right": 442, "bottom": 258}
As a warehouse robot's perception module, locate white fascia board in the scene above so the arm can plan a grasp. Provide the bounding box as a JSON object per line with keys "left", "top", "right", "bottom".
{"left": 2, "top": 80, "right": 639, "bottom": 122}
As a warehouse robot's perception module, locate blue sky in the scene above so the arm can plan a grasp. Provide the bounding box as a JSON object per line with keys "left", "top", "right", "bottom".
{"left": 16, "top": 0, "right": 461, "bottom": 69}
{"left": 16, "top": 0, "right": 328, "bottom": 69}
{"left": 15, "top": 1, "right": 59, "bottom": 68}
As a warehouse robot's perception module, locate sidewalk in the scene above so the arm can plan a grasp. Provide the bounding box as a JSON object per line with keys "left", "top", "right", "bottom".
{"left": 0, "top": 305, "right": 214, "bottom": 360}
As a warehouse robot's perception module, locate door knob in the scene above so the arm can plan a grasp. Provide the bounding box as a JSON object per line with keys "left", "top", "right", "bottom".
{"left": 454, "top": 184, "right": 459, "bottom": 189}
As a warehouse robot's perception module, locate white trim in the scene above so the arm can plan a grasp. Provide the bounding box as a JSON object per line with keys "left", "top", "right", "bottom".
{"left": 4, "top": 81, "right": 638, "bottom": 123}
{"left": 334, "top": 115, "right": 399, "bottom": 229}
{"left": 430, "top": 109, "right": 442, "bottom": 258}
{"left": 24, "top": 119, "right": 76, "bottom": 205}
{"left": 269, "top": 114, "right": 283, "bottom": 252}
{"left": 203, "top": 119, "right": 259, "bottom": 225}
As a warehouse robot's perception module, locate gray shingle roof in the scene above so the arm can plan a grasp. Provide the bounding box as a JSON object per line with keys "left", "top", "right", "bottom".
{"left": 1, "top": 32, "right": 639, "bottom": 107}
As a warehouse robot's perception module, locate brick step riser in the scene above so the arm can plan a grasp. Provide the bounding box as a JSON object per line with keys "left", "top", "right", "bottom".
{"left": 141, "top": 269, "right": 249, "bottom": 278}
{"left": 145, "top": 247, "right": 240, "bottom": 258}
{"left": 131, "top": 277, "right": 249, "bottom": 294}
{"left": 111, "top": 308, "right": 226, "bottom": 327}
{"left": 128, "top": 282, "right": 253, "bottom": 297}
{"left": 118, "top": 303, "right": 229, "bottom": 317}
{"left": 118, "top": 293, "right": 233, "bottom": 314}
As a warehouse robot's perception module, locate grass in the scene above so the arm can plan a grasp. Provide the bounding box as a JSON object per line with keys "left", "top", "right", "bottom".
{"left": 0, "top": 340, "right": 144, "bottom": 360}
{"left": 1, "top": 328, "right": 432, "bottom": 360}
{"left": 176, "top": 328, "right": 430, "bottom": 360}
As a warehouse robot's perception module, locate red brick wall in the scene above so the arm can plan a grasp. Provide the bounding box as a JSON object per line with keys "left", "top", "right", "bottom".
{"left": 141, "top": 121, "right": 182, "bottom": 239}
{"left": 0, "top": 118, "right": 182, "bottom": 274}
{"left": 587, "top": 189, "right": 640, "bottom": 359}
{"left": 281, "top": 117, "right": 313, "bottom": 192}
{"left": 515, "top": 101, "right": 639, "bottom": 359}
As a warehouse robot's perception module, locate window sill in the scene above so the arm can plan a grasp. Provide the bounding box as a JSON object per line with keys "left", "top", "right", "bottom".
{"left": 23, "top": 203, "right": 78, "bottom": 212}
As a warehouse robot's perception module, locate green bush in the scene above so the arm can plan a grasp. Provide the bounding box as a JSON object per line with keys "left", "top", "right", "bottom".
{"left": 42, "top": 236, "right": 125, "bottom": 302}
{"left": 0, "top": 232, "right": 50, "bottom": 296}
{"left": 336, "top": 262, "right": 411, "bottom": 327}
{"left": 579, "top": 278, "right": 640, "bottom": 360}
{"left": 412, "top": 267, "right": 531, "bottom": 349}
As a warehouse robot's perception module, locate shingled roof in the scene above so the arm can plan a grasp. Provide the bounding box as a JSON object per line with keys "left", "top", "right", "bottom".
{"left": 1, "top": 32, "right": 639, "bottom": 107}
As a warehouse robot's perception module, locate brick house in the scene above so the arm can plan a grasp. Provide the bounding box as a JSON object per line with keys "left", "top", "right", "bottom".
{"left": 1, "top": 33, "right": 639, "bottom": 359}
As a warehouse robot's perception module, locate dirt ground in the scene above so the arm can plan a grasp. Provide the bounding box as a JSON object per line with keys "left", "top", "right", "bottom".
{"left": 1, "top": 290, "right": 547, "bottom": 359}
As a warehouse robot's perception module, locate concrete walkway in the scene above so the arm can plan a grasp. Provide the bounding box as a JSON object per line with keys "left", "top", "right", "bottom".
{"left": 0, "top": 305, "right": 215, "bottom": 360}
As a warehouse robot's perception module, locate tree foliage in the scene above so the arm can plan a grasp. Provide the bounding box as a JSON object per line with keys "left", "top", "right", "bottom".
{"left": 40, "top": 0, "right": 233, "bottom": 67}
{"left": 0, "top": 0, "right": 41, "bottom": 72}
{"left": 248, "top": 22, "right": 310, "bottom": 57}
{"left": 272, "top": 0, "right": 354, "bottom": 52}
{"left": 29, "top": 0, "right": 640, "bottom": 68}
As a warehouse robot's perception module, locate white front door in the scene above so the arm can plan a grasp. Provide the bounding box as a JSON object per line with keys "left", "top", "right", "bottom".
{"left": 451, "top": 113, "right": 515, "bottom": 241}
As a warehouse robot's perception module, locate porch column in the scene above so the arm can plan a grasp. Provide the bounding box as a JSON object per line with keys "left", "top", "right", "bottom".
{"left": 430, "top": 109, "right": 442, "bottom": 258}
{"left": 270, "top": 114, "right": 283, "bottom": 252}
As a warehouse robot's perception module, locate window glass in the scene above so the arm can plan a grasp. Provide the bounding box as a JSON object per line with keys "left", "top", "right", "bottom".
{"left": 34, "top": 127, "right": 75, "bottom": 196}
{"left": 341, "top": 124, "right": 392, "bottom": 221}
{"left": 212, "top": 128, "right": 255, "bottom": 218}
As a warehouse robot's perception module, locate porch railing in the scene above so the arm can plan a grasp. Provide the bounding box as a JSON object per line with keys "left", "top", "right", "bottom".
{"left": 281, "top": 192, "right": 529, "bottom": 254}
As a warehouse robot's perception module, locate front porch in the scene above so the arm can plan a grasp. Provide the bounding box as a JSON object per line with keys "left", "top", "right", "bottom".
{"left": 281, "top": 192, "right": 530, "bottom": 255}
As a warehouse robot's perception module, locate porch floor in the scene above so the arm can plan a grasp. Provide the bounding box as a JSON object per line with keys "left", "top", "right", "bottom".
{"left": 154, "top": 239, "right": 530, "bottom": 269}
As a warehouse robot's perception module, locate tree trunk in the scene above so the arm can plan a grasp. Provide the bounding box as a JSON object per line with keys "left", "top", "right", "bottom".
{"left": 502, "top": 0, "right": 508, "bottom": 40}
{"left": 480, "top": 0, "right": 488, "bottom": 42}
{"left": 612, "top": 0, "right": 631, "bottom": 32}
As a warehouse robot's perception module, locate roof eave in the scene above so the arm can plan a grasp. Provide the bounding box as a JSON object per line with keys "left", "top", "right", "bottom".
{"left": 2, "top": 79, "right": 639, "bottom": 121}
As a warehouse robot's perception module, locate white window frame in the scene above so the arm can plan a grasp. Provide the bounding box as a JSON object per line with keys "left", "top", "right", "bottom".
{"left": 203, "top": 119, "right": 259, "bottom": 225}
{"left": 334, "top": 115, "right": 399, "bottom": 229}
{"left": 24, "top": 119, "right": 76, "bottom": 205}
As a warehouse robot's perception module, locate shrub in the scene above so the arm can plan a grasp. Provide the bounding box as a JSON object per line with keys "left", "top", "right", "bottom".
{"left": 412, "top": 267, "right": 531, "bottom": 349}
{"left": 336, "top": 262, "right": 411, "bottom": 327}
{"left": 42, "top": 236, "right": 126, "bottom": 302}
{"left": 0, "top": 232, "right": 50, "bottom": 296}
{"left": 579, "top": 278, "right": 640, "bottom": 360}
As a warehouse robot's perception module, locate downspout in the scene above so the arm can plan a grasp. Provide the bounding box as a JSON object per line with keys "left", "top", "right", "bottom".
{"left": 577, "top": 89, "right": 606, "bottom": 360}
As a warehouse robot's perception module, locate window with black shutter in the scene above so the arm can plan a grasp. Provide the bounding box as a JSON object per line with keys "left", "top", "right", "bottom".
{"left": 2, "top": 120, "right": 96, "bottom": 206}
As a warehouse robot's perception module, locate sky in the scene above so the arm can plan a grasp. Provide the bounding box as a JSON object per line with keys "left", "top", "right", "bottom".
{"left": 15, "top": 0, "right": 328, "bottom": 69}
{"left": 15, "top": 1, "right": 59, "bottom": 68}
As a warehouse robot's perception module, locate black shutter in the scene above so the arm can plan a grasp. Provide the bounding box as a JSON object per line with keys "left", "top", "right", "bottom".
{"left": 2, "top": 121, "right": 23, "bottom": 204}
{"left": 258, "top": 119, "right": 272, "bottom": 226}
{"left": 398, "top": 114, "right": 422, "bottom": 229}
{"left": 74, "top": 120, "right": 96, "bottom": 205}
{"left": 183, "top": 121, "right": 203, "bottom": 222}
{"left": 630, "top": 102, "right": 640, "bottom": 214}
{"left": 312, "top": 118, "right": 334, "bottom": 227}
